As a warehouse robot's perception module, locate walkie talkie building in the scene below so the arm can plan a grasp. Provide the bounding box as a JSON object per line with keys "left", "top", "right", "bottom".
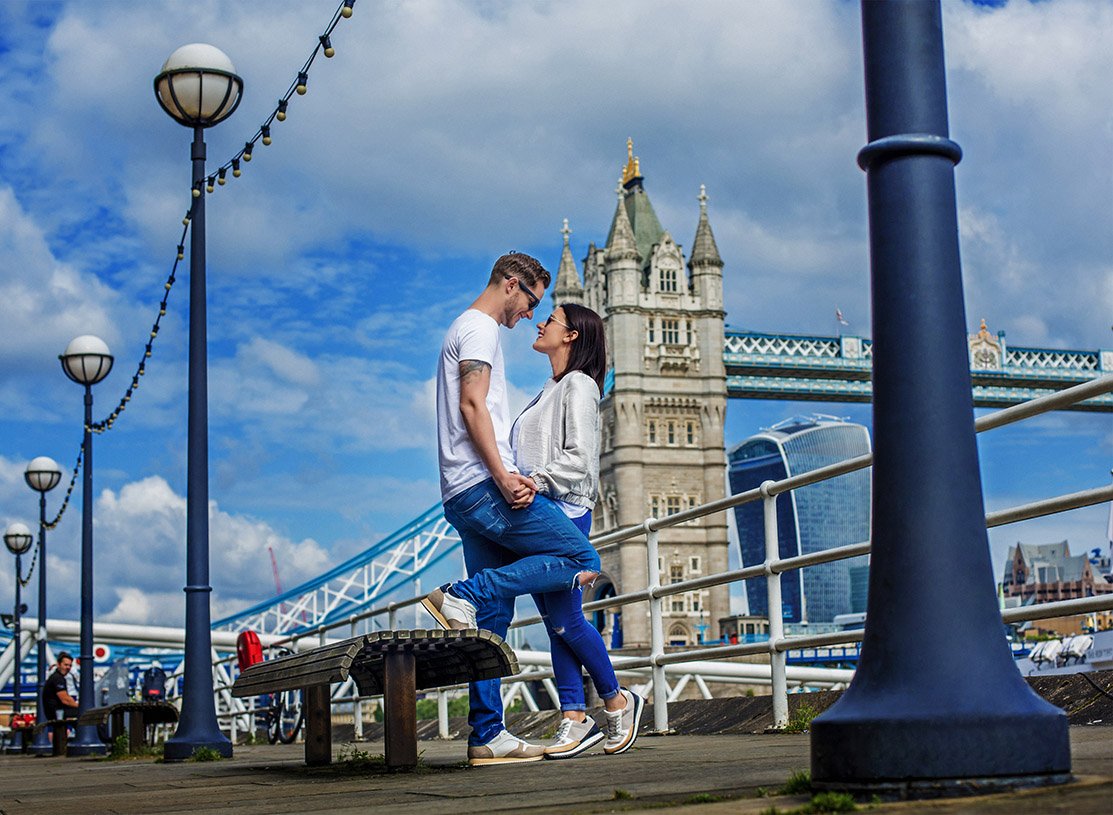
{"left": 728, "top": 416, "right": 871, "bottom": 623}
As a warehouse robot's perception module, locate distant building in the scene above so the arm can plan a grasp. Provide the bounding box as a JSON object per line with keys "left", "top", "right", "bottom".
{"left": 1001, "top": 540, "right": 1112, "bottom": 603}
{"left": 727, "top": 416, "right": 871, "bottom": 624}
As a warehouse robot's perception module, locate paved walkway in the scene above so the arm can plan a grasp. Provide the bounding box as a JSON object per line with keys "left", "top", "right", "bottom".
{"left": 2, "top": 727, "right": 1109, "bottom": 815}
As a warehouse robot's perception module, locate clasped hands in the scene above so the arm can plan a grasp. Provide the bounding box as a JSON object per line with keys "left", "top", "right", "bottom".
{"left": 498, "top": 471, "right": 537, "bottom": 510}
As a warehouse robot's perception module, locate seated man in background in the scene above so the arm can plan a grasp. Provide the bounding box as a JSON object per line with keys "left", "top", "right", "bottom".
{"left": 42, "top": 652, "right": 79, "bottom": 722}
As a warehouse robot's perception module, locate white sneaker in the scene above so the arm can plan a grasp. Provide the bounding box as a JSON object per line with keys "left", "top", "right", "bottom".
{"left": 603, "top": 688, "right": 645, "bottom": 755}
{"left": 421, "top": 586, "right": 477, "bottom": 630}
{"left": 544, "top": 716, "right": 604, "bottom": 759}
{"left": 467, "top": 729, "right": 545, "bottom": 765}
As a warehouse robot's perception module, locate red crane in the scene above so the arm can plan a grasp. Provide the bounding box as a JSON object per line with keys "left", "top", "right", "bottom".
{"left": 268, "top": 546, "right": 307, "bottom": 623}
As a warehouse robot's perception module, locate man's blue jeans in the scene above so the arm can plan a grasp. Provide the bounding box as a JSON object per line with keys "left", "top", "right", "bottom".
{"left": 443, "top": 478, "right": 601, "bottom": 746}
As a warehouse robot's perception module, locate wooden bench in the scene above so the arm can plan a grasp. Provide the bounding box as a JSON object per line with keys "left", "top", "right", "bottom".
{"left": 232, "top": 629, "right": 519, "bottom": 769}
{"left": 77, "top": 701, "right": 180, "bottom": 753}
{"left": 21, "top": 719, "right": 76, "bottom": 756}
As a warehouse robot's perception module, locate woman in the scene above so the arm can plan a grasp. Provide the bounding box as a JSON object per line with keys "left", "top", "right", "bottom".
{"left": 511, "top": 302, "right": 645, "bottom": 759}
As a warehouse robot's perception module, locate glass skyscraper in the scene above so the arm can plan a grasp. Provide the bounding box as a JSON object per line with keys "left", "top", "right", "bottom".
{"left": 728, "top": 416, "right": 871, "bottom": 623}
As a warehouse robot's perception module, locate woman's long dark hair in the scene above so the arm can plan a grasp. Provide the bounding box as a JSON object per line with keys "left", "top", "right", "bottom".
{"left": 554, "top": 303, "right": 607, "bottom": 395}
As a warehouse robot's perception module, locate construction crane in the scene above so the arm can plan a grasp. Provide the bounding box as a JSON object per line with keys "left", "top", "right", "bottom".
{"left": 268, "top": 546, "right": 308, "bottom": 624}
{"left": 268, "top": 546, "right": 286, "bottom": 614}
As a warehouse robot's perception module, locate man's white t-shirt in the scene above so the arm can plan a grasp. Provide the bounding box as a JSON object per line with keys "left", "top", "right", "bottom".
{"left": 437, "top": 309, "right": 516, "bottom": 502}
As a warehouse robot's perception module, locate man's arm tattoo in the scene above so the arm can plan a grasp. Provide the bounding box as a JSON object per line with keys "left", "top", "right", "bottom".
{"left": 459, "top": 359, "right": 491, "bottom": 385}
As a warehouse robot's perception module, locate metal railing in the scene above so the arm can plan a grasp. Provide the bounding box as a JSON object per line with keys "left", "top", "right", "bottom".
{"left": 201, "top": 374, "right": 1113, "bottom": 740}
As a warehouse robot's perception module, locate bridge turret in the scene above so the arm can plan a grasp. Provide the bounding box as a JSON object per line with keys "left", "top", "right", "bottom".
{"left": 552, "top": 218, "right": 584, "bottom": 306}
{"left": 689, "top": 184, "right": 724, "bottom": 309}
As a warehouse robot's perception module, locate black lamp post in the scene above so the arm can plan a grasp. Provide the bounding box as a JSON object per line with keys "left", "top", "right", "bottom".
{"left": 60, "top": 334, "right": 113, "bottom": 756}
{"left": 154, "top": 43, "right": 242, "bottom": 761}
{"left": 24, "top": 456, "right": 61, "bottom": 756}
{"left": 4, "top": 523, "right": 33, "bottom": 754}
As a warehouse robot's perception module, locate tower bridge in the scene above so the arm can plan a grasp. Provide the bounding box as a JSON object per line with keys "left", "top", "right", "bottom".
{"left": 211, "top": 142, "right": 1109, "bottom": 644}
{"left": 725, "top": 325, "right": 1112, "bottom": 410}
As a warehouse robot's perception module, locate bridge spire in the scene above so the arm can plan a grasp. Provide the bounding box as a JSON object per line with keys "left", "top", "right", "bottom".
{"left": 553, "top": 218, "right": 584, "bottom": 305}
{"left": 689, "top": 184, "right": 722, "bottom": 269}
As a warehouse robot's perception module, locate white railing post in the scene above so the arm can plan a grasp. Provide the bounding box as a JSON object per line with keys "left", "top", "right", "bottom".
{"left": 762, "top": 481, "right": 788, "bottom": 730}
{"left": 645, "top": 521, "right": 668, "bottom": 732}
{"left": 437, "top": 689, "right": 449, "bottom": 739}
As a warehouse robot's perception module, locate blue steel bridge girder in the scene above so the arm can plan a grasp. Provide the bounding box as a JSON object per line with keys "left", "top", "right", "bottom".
{"left": 724, "top": 331, "right": 1112, "bottom": 411}
{"left": 213, "top": 506, "right": 461, "bottom": 638}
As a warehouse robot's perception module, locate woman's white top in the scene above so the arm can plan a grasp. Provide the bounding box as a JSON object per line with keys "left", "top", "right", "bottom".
{"left": 511, "top": 371, "right": 600, "bottom": 515}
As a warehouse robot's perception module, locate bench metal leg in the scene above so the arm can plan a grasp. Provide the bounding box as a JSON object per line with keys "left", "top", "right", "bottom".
{"left": 383, "top": 648, "right": 417, "bottom": 769}
{"left": 110, "top": 711, "right": 124, "bottom": 745}
{"left": 52, "top": 723, "right": 69, "bottom": 756}
{"left": 305, "top": 685, "right": 332, "bottom": 766}
{"left": 129, "top": 712, "right": 146, "bottom": 754}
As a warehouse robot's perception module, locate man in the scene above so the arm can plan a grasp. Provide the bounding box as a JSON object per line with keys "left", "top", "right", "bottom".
{"left": 424, "top": 252, "right": 607, "bottom": 765}
{"left": 42, "top": 652, "right": 79, "bottom": 721}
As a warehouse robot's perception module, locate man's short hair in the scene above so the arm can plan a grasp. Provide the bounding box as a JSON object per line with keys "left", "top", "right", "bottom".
{"left": 489, "top": 252, "right": 550, "bottom": 290}
{"left": 57, "top": 651, "right": 72, "bottom": 662}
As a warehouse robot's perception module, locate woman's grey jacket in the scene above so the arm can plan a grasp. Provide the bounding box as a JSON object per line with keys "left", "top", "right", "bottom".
{"left": 511, "top": 371, "right": 600, "bottom": 509}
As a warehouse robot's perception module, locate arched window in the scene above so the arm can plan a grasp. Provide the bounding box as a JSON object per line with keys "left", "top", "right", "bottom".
{"left": 668, "top": 625, "right": 689, "bottom": 646}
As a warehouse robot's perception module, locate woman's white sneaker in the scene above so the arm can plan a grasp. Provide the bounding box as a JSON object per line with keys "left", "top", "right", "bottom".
{"left": 603, "top": 688, "right": 645, "bottom": 754}
{"left": 543, "top": 716, "right": 605, "bottom": 759}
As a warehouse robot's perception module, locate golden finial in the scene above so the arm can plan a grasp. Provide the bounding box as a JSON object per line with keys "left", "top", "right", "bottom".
{"left": 977, "top": 318, "right": 992, "bottom": 341}
{"left": 622, "top": 137, "right": 640, "bottom": 184}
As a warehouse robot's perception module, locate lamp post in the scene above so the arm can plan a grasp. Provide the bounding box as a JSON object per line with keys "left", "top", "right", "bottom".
{"left": 809, "top": 0, "right": 1069, "bottom": 791}
{"left": 4, "top": 523, "right": 33, "bottom": 754}
{"left": 154, "top": 43, "right": 242, "bottom": 761}
{"left": 24, "top": 457, "right": 62, "bottom": 756}
{"left": 60, "top": 334, "right": 113, "bottom": 756}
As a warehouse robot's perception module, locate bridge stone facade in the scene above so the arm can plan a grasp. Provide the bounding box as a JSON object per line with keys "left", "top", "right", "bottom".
{"left": 552, "top": 141, "right": 730, "bottom": 649}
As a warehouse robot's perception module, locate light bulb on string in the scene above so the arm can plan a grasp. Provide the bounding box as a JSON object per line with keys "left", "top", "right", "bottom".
{"left": 218, "top": 167, "right": 227, "bottom": 185}
{"left": 342, "top": 0, "right": 355, "bottom": 18}
{"left": 177, "top": 245, "right": 184, "bottom": 260}
{"left": 262, "top": 125, "right": 271, "bottom": 146}
{"left": 296, "top": 72, "right": 308, "bottom": 95}
{"left": 243, "top": 142, "right": 253, "bottom": 162}
{"left": 206, "top": 176, "right": 216, "bottom": 193}
{"left": 320, "top": 35, "right": 334, "bottom": 58}
{"left": 232, "top": 158, "right": 241, "bottom": 177}
{"left": 277, "top": 99, "right": 288, "bottom": 121}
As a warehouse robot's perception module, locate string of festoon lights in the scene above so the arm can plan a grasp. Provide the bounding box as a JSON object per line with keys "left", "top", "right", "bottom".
{"left": 36, "top": 0, "right": 358, "bottom": 542}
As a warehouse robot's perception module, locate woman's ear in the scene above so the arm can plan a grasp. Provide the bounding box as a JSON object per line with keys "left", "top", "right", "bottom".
{"left": 564, "top": 330, "right": 579, "bottom": 344}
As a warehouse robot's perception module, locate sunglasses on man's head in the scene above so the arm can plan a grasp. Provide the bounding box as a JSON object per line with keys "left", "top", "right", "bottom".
{"left": 505, "top": 275, "right": 540, "bottom": 310}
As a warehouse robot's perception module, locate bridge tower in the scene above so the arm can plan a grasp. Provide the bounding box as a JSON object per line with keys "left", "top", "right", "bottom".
{"left": 559, "top": 141, "right": 729, "bottom": 649}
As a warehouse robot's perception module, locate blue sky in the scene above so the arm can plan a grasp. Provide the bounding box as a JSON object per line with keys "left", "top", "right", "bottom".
{"left": 0, "top": 0, "right": 1109, "bottom": 628}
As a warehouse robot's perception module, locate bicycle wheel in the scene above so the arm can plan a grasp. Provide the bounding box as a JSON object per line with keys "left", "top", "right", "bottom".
{"left": 276, "top": 688, "right": 303, "bottom": 744}
{"left": 266, "top": 694, "right": 282, "bottom": 744}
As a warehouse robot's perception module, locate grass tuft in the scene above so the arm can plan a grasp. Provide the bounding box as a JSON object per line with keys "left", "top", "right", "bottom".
{"left": 784, "top": 704, "right": 820, "bottom": 733}
{"left": 779, "top": 768, "right": 812, "bottom": 795}
{"left": 187, "top": 746, "right": 224, "bottom": 762}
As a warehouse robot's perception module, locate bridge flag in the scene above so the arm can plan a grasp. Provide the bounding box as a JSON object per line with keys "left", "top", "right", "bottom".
{"left": 836, "top": 308, "right": 849, "bottom": 326}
